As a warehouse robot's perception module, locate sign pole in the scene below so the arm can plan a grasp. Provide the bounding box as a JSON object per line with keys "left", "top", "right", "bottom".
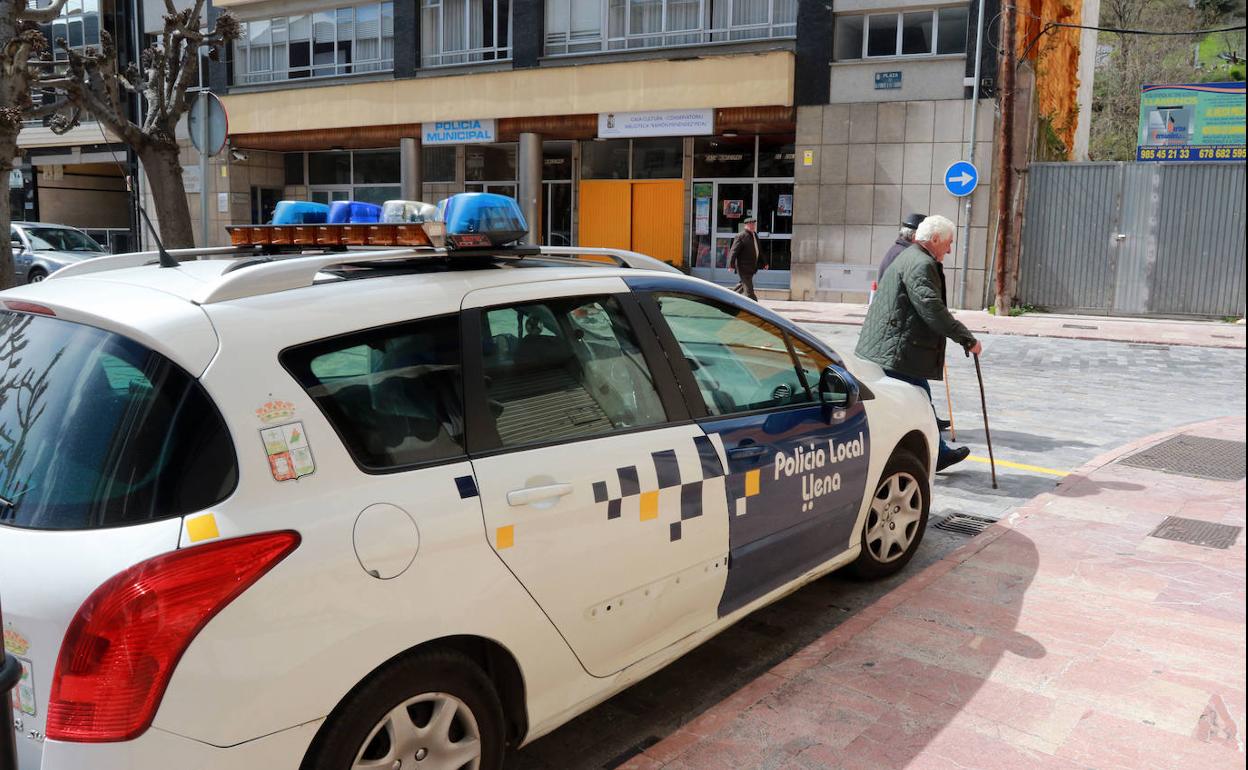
{"left": 199, "top": 89, "right": 210, "bottom": 249}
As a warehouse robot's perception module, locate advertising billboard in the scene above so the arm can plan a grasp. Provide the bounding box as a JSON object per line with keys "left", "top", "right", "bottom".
{"left": 1136, "top": 82, "right": 1246, "bottom": 162}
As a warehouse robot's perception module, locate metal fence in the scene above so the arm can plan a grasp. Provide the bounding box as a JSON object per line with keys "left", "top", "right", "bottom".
{"left": 1019, "top": 162, "right": 1245, "bottom": 319}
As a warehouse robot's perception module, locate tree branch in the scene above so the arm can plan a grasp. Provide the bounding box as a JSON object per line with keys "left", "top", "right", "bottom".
{"left": 19, "top": 0, "right": 72, "bottom": 23}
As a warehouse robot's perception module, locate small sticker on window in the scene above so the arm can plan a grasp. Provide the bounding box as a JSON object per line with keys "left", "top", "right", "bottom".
{"left": 261, "top": 421, "right": 316, "bottom": 482}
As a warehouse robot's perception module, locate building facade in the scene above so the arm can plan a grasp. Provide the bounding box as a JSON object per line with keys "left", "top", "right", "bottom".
{"left": 195, "top": 0, "right": 1075, "bottom": 306}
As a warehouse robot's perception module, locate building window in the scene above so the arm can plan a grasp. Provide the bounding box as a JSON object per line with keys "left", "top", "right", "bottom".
{"left": 423, "top": 146, "right": 457, "bottom": 182}
{"left": 545, "top": 0, "right": 795, "bottom": 55}
{"left": 421, "top": 0, "right": 511, "bottom": 67}
{"left": 833, "top": 6, "right": 968, "bottom": 60}
{"left": 232, "top": 2, "right": 394, "bottom": 84}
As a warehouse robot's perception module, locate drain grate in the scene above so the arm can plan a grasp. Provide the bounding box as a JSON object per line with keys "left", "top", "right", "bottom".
{"left": 1062, "top": 323, "right": 1099, "bottom": 330}
{"left": 1148, "top": 516, "right": 1243, "bottom": 550}
{"left": 934, "top": 512, "right": 999, "bottom": 536}
{"left": 1129, "top": 344, "right": 1170, "bottom": 351}
{"left": 1118, "top": 435, "right": 1246, "bottom": 481}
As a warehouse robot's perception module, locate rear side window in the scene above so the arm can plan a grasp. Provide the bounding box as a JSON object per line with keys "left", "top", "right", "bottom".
{"left": 282, "top": 315, "right": 465, "bottom": 471}
{"left": 481, "top": 295, "right": 667, "bottom": 448}
{"left": 0, "top": 311, "right": 238, "bottom": 530}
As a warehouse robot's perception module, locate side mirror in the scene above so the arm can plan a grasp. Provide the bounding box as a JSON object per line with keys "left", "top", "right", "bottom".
{"left": 9, "top": 239, "right": 23, "bottom": 253}
{"left": 819, "top": 364, "right": 860, "bottom": 413}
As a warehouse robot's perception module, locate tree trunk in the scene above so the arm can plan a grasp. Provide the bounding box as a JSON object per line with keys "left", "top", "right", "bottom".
{"left": 1, "top": 127, "right": 18, "bottom": 290}
{"left": 138, "top": 141, "right": 195, "bottom": 249}
{"left": 992, "top": 0, "right": 1016, "bottom": 317}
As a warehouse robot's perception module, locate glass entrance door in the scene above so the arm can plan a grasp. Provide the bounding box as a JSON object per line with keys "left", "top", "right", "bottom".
{"left": 543, "top": 181, "right": 573, "bottom": 246}
{"left": 691, "top": 180, "right": 754, "bottom": 285}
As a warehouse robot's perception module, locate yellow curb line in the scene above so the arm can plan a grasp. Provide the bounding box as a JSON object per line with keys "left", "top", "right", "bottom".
{"left": 966, "top": 455, "right": 1070, "bottom": 477}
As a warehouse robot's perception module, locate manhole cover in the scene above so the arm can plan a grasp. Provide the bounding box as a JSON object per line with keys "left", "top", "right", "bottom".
{"left": 934, "top": 512, "right": 998, "bottom": 536}
{"left": 1062, "top": 323, "right": 1099, "bottom": 330}
{"left": 1118, "top": 435, "right": 1246, "bottom": 481}
{"left": 1148, "top": 516, "right": 1243, "bottom": 550}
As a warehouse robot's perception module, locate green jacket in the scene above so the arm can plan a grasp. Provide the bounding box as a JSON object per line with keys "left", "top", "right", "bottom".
{"left": 855, "top": 244, "right": 977, "bottom": 381}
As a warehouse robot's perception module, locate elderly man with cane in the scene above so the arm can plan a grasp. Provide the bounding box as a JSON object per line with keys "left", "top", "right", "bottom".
{"left": 856, "top": 215, "right": 982, "bottom": 472}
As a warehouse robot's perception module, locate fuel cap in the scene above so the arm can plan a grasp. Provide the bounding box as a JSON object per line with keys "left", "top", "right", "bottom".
{"left": 353, "top": 503, "right": 419, "bottom": 580}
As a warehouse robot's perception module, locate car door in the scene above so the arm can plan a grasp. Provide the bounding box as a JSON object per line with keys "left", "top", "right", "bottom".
{"left": 463, "top": 278, "right": 731, "bottom": 677}
{"left": 641, "top": 290, "right": 871, "bottom": 618}
{"left": 10, "top": 226, "right": 31, "bottom": 281}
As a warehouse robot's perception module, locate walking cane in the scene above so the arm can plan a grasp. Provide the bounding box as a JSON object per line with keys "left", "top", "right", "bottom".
{"left": 942, "top": 363, "right": 957, "bottom": 442}
{"left": 969, "top": 352, "right": 998, "bottom": 489}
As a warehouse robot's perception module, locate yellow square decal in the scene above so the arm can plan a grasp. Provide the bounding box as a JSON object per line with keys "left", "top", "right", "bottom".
{"left": 745, "top": 469, "right": 761, "bottom": 497}
{"left": 640, "top": 491, "right": 659, "bottom": 521}
{"left": 496, "top": 525, "right": 515, "bottom": 550}
{"left": 186, "top": 513, "right": 220, "bottom": 543}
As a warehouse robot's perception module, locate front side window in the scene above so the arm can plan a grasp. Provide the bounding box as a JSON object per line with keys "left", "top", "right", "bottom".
{"left": 481, "top": 296, "right": 667, "bottom": 448}
{"left": 655, "top": 294, "right": 811, "bottom": 416}
{"left": 835, "top": 6, "right": 968, "bottom": 60}
{"left": 422, "top": 0, "right": 512, "bottom": 66}
{"left": 0, "top": 312, "right": 237, "bottom": 530}
{"left": 232, "top": 2, "right": 394, "bottom": 84}
{"left": 22, "top": 227, "right": 104, "bottom": 253}
{"left": 282, "top": 316, "right": 465, "bottom": 471}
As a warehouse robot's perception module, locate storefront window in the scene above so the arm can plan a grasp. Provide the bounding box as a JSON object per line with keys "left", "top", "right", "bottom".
{"left": 423, "top": 146, "right": 457, "bottom": 182}
{"left": 693, "top": 136, "right": 756, "bottom": 178}
{"left": 353, "top": 150, "right": 400, "bottom": 184}
{"left": 580, "top": 139, "right": 630, "bottom": 179}
{"left": 308, "top": 152, "right": 352, "bottom": 185}
{"left": 757, "top": 136, "right": 795, "bottom": 177}
{"left": 466, "top": 144, "right": 517, "bottom": 182}
{"left": 285, "top": 153, "right": 305, "bottom": 185}
{"left": 631, "top": 138, "right": 683, "bottom": 179}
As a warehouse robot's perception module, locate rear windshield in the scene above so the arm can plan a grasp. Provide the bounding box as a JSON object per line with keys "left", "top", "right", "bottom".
{"left": 0, "top": 311, "right": 237, "bottom": 530}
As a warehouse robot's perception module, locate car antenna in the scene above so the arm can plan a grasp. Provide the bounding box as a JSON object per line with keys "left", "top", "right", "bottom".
{"left": 127, "top": 178, "right": 180, "bottom": 269}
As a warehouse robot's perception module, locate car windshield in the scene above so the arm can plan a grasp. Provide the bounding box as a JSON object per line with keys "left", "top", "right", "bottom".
{"left": 0, "top": 311, "right": 237, "bottom": 530}
{"left": 23, "top": 226, "right": 105, "bottom": 252}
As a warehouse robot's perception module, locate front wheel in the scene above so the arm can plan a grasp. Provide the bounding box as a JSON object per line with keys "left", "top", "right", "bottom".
{"left": 302, "top": 649, "right": 505, "bottom": 770}
{"left": 850, "top": 450, "right": 929, "bottom": 579}
{"left": 26, "top": 268, "right": 47, "bottom": 283}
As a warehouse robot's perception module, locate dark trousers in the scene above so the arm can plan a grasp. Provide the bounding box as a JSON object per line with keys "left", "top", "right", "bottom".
{"left": 735, "top": 271, "right": 758, "bottom": 300}
{"left": 884, "top": 369, "right": 957, "bottom": 462}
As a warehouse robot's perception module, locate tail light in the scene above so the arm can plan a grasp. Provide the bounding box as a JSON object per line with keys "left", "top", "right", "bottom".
{"left": 46, "top": 531, "right": 301, "bottom": 742}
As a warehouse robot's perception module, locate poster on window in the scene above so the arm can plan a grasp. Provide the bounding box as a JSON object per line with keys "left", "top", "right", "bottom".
{"left": 695, "top": 197, "right": 711, "bottom": 235}
{"left": 776, "top": 194, "right": 793, "bottom": 217}
{"left": 723, "top": 199, "right": 744, "bottom": 219}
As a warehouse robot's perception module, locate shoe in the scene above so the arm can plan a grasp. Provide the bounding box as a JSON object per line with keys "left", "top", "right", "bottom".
{"left": 936, "top": 417, "right": 952, "bottom": 432}
{"left": 936, "top": 446, "right": 971, "bottom": 472}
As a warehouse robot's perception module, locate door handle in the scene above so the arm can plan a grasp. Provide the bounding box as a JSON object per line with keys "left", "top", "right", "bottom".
{"left": 507, "top": 483, "right": 574, "bottom": 507}
{"left": 727, "top": 445, "right": 767, "bottom": 459}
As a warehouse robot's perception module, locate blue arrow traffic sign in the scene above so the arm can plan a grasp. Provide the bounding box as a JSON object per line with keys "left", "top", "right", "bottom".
{"left": 943, "top": 160, "right": 979, "bottom": 197}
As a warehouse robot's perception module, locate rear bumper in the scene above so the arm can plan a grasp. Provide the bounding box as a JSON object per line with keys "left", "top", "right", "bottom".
{"left": 30, "top": 720, "right": 323, "bottom": 770}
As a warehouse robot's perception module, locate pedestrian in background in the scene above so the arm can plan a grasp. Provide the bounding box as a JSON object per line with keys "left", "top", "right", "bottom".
{"left": 856, "top": 215, "right": 981, "bottom": 471}
{"left": 729, "top": 216, "right": 760, "bottom": 301}
{"left": 879, "top": 212, "right": 925, "bottom": 280}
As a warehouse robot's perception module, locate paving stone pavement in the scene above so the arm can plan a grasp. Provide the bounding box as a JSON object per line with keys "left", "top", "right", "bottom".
{"left": 510, "top": 329, "right": 1247, "bottom": 770}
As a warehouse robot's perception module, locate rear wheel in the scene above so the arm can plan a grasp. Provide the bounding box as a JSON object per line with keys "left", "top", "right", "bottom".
{"left": 302, "top": 649, "right": 505, "bottom": 770}
{"left": 850, "top": 449, "right": 929, "bottom": 579}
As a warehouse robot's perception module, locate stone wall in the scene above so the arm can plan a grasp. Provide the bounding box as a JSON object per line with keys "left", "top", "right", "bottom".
{"left": 790, "top": 99, "right": 995, "bottom": 308}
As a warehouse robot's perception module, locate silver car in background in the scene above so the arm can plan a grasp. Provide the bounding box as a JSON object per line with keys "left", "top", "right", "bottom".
{"left": 9, "top": 222, "right": 108, "bottom": 283}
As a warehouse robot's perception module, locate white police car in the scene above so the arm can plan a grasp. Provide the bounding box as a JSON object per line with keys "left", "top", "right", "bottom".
{"left": 0, "top": 194, "right": 936, "bottom": 770}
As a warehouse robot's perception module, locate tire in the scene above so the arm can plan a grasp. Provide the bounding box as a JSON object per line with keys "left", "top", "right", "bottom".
{"left": 26, "top": 268, "right": 47, "bottom": 283}
{"left": 302, "top": 648, "right": 506, "bottom": 770}
{"left": 849, "top": 449, "right": 930, "bottom": 580}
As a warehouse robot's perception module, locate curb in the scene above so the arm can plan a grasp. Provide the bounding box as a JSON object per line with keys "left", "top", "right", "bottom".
{"left": 623, "top": 414, "right": 1247, "bottom": 769}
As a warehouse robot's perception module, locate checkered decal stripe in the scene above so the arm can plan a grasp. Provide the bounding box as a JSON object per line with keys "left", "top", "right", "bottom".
{"left": 593, "top": 435, "right": 760, "bottom": 541}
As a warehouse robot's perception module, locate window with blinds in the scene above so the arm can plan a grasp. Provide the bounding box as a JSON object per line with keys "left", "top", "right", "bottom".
{"left": 545, "top": 0, "right": 796, "bottom": 56}
{"left": 232, "top": 2, "right": 394, "bottom": 84}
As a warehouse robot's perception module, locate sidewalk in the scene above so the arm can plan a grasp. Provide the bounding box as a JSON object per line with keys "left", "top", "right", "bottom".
{"left": 765, "top": 300, "right": 1247, "bottom": 350}
{"left": 621, "top": 416, "right": 1247, "bottom": 770}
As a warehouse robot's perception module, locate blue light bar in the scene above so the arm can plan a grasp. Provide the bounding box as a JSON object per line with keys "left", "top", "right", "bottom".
{"left": 437, "top": 193, "right": 528, "bottom": 248}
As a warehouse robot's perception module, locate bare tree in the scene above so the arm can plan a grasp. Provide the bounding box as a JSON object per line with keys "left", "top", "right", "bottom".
{"left": 1, "top": 0, "right": 72, "bottom": 289}
{"left": 48, "top": 0, "right": 238, "bottom": 249}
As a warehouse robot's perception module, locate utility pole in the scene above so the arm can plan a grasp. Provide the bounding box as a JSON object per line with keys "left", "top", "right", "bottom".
{"left": 993, "top": 0, "right": 1016, "bottom": 316}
